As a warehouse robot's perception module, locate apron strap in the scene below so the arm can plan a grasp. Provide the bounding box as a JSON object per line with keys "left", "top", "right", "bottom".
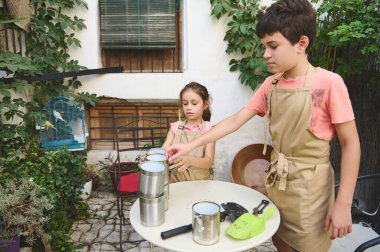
{"left": 277, "top": 153, "right": 289, "bottom": 190}
{"left": 304, "top": 64, "right": 314, "bottom": 89}
{"left": 263, "top": 75, "right": 282, "bottom": 155}
{"left": 178, "top": 119, "right": 204, "bottom": 144}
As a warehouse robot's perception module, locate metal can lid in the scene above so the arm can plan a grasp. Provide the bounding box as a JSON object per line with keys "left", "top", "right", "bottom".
{"left": 147, "top": 148, "right": 166, "bottom": 155}
{"left": 140, "top": 161, "right": 165, "bottom": 172}
{"left": 146, "top": 154, "right": 167, "bottom": 162}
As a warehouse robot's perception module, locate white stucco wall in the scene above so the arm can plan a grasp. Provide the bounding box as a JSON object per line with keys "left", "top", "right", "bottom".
{"left": 69, "top": 0, "right": 274, "bottom": 182}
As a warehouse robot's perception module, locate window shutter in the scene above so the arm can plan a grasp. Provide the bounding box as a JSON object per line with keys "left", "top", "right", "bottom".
{"left": 100, "top": 0, "right": 177, "bottom": 49}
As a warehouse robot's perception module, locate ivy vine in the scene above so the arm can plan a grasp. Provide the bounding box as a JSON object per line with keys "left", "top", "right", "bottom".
{"left": 210, "top": 0, "right": 379, "bottom": 89}
{"left": 210, "top": 0, "right": 269, "bottom": 90}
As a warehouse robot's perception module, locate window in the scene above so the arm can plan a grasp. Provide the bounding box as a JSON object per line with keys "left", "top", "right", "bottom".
{"left": 99, "top": 0, "right": 182, "bottom": 72}
{"left": 88, "top": 101, "right": 179, "bottom": 150}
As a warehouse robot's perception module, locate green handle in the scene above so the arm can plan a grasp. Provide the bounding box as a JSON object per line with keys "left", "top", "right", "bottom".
{"left": 261, "top": 207, "right": 276, "bottom": 221}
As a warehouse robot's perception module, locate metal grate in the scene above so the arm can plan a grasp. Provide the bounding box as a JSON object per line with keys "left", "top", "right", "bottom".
{"left": 89, "top": 104, "right": 180, "bottom": 150}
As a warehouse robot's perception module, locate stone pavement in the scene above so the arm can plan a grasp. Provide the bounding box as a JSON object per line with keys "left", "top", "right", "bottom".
{"left": 70, "top": 185, "right": 277, "bottom": 252}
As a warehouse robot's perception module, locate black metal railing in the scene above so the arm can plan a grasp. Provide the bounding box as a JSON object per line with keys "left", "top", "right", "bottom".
{"left": 89, "top": 114, "right": 178, "bottom": 150}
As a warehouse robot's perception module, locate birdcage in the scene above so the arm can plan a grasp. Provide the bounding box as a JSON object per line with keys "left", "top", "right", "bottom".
{"left": 40, "top": 96, "right": 87, "bottom": 151}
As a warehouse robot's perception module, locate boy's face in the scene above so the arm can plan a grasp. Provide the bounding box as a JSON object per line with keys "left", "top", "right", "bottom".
{"left": 261, "top": 32, "right": 302, "bottom": 74}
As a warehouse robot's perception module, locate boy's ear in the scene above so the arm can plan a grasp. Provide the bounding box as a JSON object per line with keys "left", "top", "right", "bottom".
{"left": 296, "top": 35, "right": 309, "bottom": 53}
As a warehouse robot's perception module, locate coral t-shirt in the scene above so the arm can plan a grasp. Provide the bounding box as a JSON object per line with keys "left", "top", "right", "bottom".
{"left": 245, "top": 67, "right": 355, "bottom": 141}
{"left": 170, "top": 121, "right": 213, "bottom": 134}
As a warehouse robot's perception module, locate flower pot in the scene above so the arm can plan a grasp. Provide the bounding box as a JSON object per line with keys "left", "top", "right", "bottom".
{"left": 0, "top": 235, "right": 20, "bottom": 252}
{"left": 106, "top": 162, "right": 139, "bottom": 191}
{"left": 80, "top": 180, "right": 92, "bottom": 200}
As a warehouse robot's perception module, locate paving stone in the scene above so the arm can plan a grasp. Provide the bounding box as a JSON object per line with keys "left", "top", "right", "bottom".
{"left": 75, "top": 245, "right": 89, "bottom": 252}
{"left": 106, "top": 219, "right": 116, "bottom": 225}
{"left": 103, "top": 202, "right": 115, "bottom": 210}
{"left": 101, "top": 243, "right": 119, "bottom": 251}
{"left": 125, "top": 247, "right": 140, "bottom": 252}
{"left": 96, "top": 227, "right": 113, "bottom": 240}
{"left": 70, "top": 230, "right": 82, "bottom": 242}
{"left": 108, "top": 209, "right": 119, "bottom": 219}
{"left": 88, "top": 197, "right": 114, "bottom": 205}
{"left": 74, "top": 220, "right": 87, "bottom": 225}
{"left": 103, "top": 230, "right": 126, "bottom": 243}
{"left": 129, "top": 231, "right": 144, "bottom": 242}
{"left": 89, "top": 242, "right": 102, "bottom": 251}
{"left": 96, "top": 210, "right": 110, "bottom": 218}
{"left": 139, "top": 248, "right": 153, "bottom": 252}
{"left": 102, "top": 224, "right": 116, "bottom": 231}
{"left": 73, "top": 223, "right": 91, "bottom": 232}
{"left": 89, "top": 204, "right": 103, "bottom": 211}
{"left": 85, "top": 218, "right": 101, "bottom": 224}
{"left": 138, "top": 241, "right": 151, "bottom": 248}
{"left": 120, "top": 242, "right": 137, "bottom": 251}
{"left": 81, "top": 229, "right": 98, "bottom": 243}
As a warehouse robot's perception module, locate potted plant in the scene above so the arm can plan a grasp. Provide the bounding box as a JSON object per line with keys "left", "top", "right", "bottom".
{"left": 85, "top": 164, "right": 101, "bottom": 186}
{"left": 98, "top": 153, "right": 140, "bottom": 192}
{"left": 80, "top": 165, "right": 100, "bottom": 200}
{"left": 0, "top": 178, "right": 53, "bottom": 251}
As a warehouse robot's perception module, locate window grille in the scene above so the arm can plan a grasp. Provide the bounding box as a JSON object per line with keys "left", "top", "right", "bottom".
{"left": 89, "top": 103, "right": 179, "bottom": 150}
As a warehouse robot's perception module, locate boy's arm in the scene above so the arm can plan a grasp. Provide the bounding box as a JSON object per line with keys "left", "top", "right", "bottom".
{"left": 167, "top": 108, "right": 257, "bottom": 162}
{"left": 325, "top": 120, "right": 360, "bottom": 239}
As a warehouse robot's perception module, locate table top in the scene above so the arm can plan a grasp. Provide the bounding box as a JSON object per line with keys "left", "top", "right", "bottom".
{"left": 130, "top": 180, "right": 280, "bottom": 252}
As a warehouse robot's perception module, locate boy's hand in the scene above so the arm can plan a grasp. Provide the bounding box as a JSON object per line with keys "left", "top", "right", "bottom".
{"left": 166, "top": 143, "right": 190, "bottom": 163}
{"left": 324, "top": 201, "right": 352, "bottom": 239}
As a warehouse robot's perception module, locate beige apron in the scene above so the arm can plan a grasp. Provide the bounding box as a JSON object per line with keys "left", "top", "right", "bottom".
{"left": 170, "top": 120, "right": 211, "bottom": 183}
{"left": 264, "top": 66, "right": 335, "bottom": 252}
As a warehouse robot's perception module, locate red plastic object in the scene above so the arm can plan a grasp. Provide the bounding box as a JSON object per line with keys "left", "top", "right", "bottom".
{"left": 119, "top": 172, "right": 139, "bottom": 193}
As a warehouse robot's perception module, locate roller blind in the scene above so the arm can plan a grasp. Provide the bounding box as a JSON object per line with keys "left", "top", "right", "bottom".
{"left": 100, "top": 0, "right": 176, "bottom": 49}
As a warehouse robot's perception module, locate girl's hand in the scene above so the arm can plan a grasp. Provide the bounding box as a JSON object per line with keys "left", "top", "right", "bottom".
{"left": 174, "top": 156, "right": 191, "bottom": 172}
{"left": 324, "top": 201, "right": 352, "bottom": 239}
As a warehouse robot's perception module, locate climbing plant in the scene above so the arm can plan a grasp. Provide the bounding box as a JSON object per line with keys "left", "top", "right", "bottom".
{"left": 210, "top": 0, "right": 269, "bottom": 90}
{"left": 310, "top": 0, "right": 380, "bottom": 82}
{"left": 0, "top": 0, "right": 97, "bottom": 250}
{"left": 27, "top": 0, "right": 97, "bottom": 124}
{"left": 210, "top": 0, "right": 379, "bottom": 90}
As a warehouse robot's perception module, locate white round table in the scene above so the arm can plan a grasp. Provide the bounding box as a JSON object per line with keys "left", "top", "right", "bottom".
{"left": 130, "top": 180, "right": 280, "bottom": 252}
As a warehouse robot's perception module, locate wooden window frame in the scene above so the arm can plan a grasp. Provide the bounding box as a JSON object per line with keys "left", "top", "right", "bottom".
{"left": 100, "top": 1, "right": 183, "bottom": 73}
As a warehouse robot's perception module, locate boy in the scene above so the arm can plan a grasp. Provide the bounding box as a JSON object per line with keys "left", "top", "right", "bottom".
{"left": 166, "top": 0, "right": 360, "bottom": 251}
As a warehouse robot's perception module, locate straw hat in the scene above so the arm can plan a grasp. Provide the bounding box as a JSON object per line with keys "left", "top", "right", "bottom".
{"left": 6, "top": 0, "right": 30, "bottom": 31}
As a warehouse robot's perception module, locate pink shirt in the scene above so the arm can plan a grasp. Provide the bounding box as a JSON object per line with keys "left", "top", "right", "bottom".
{"left": 245, "top": 67, "right": 355, "bottom": 141}
{"left": 170, "top": 121, "right": 213, "bottom": 135}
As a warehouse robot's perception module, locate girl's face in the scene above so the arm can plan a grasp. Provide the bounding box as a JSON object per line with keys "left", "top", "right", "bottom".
{"left": 181, "top": 89, "right": 207, "bottom": 122}
{"left": 261, "top": 32, "right": 300, "bottom": 74}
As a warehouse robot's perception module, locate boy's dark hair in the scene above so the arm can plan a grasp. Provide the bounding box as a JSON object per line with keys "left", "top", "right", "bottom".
{"left": 180, "top": 82, "right": 211, "bottom": 121}
{"left": 256, "top": 0, "right": 317, "bottom": 53}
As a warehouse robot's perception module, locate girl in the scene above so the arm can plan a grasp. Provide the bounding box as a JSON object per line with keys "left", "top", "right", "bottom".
{"left": 162, "top": 82, "right": 215, "bottom": 183}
